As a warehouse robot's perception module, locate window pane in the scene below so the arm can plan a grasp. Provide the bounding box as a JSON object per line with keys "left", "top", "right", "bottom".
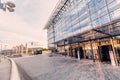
{"left": 110, "top": 8, "right": 120, "bottom": 20}
{"left": 106, "top": 0, "right": 115, "bottom": 4}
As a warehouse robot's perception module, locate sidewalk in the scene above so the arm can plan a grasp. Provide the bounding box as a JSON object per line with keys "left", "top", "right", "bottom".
{"left": 0, "top": 60, "right": 11, "bottom": 80}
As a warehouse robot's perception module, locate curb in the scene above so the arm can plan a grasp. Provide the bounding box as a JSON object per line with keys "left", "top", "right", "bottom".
{"left": 9, "top": 59, "right": 21, "bottom": 80}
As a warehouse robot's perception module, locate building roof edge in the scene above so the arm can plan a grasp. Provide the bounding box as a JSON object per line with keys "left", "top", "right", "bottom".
{"left": 44, "top": 0, "right": 67, "bottom": 29}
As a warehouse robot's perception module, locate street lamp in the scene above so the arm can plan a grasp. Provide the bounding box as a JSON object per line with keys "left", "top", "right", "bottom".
{"left": 0, "top": 0, "right": 15, "bottom": 12}
{"left": 0, "top": 40, "right": 2, "bottom": 54}
{"left": 4, "top": 44, "right": 8, "bottom": 56}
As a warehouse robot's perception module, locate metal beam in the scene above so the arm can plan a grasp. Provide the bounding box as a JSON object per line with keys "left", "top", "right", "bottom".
{"left": 92, "top": 29, "right": 112, "bottom": 36}
{"left": 92, "top": 29, "right": 120, "bottom": 40}
{"left": 53, "top": 0, "right": 69, "bottom": 23}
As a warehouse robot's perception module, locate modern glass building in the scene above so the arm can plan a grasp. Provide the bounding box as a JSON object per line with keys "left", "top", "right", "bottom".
{"left": 45, "top": 0, "right": 120, "bottom": 66}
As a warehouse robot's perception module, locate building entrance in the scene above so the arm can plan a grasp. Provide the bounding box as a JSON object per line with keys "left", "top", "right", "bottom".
{"left": 98, "top": 45, "right": 111, "bottom": 63}
{"left": 79, "top": 47, "right": 84, "bottom": 59}
{"left": 74, "top": 48, "right": 78, "bottom": 58}
{"left": 115, "top": 47, "right": 120, "bottom": 64}
{"left": 73, "top": 47, "right": 84, "bottom": 59}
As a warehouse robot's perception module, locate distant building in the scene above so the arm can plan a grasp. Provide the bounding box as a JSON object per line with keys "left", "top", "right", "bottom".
{"left": 45, "top": 0, "right": 120, "bottom": 66}
{"left": 1, "top": 49, "right": 13, "bottom": 56}
{"left": 1, "top": 47, "right": 42, "bottom": 56}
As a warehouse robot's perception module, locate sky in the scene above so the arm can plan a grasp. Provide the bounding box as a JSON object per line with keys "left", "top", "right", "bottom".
{"left": 0, "top": 0, "right": 59, "bottom": 49}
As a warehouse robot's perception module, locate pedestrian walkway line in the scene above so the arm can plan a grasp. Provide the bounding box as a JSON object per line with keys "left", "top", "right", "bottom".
{"left": 95, "top": 62, "right": 105, "bottom": 80}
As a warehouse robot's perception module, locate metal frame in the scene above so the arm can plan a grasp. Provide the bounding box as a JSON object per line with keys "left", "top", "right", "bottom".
{"left": 44, "top": 0, "right": 74, "bottom": 29}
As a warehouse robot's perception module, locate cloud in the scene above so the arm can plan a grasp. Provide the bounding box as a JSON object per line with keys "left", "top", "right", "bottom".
{"left": 0, "top": 0, "right": 59, "bottom": 49}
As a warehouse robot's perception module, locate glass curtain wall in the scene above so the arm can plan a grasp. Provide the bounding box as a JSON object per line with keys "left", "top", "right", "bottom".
{"left": 51, "top": 0, "right": 120, "bottom": 43}
{"left": 47, "top": 26, "right": 54, "bottom": 47}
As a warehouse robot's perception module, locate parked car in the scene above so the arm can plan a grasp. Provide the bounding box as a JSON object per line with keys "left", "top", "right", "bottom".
{"left": 34, "top": 50, "right": 42, "bottom": 55}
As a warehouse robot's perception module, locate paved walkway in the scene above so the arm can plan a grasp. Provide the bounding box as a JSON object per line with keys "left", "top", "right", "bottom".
{"left": 0, "top": 60, "right": 11, "bottom": 80}
{"left": 13, "top": 54, "right": 120, "bottom": 80}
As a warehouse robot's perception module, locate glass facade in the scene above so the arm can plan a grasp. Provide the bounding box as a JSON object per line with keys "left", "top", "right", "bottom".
{"left": 47, "top": 0, "right": 120, "bottom": 48}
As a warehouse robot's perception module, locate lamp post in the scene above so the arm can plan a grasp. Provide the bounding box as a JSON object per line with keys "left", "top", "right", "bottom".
{"left": 25, "top": 43, "right": 28, "bottom": 55}
{"left": 0, "top": 43, "right": 2, "bottom": 54}
{"left": 4, "top": 44, "right": 7, "bottom": 56}
{"left": 0, "top": 40, "right": 2, "bottom": 54}
{"left": 0, "top": 41, "right": 2, "bottom": 62}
